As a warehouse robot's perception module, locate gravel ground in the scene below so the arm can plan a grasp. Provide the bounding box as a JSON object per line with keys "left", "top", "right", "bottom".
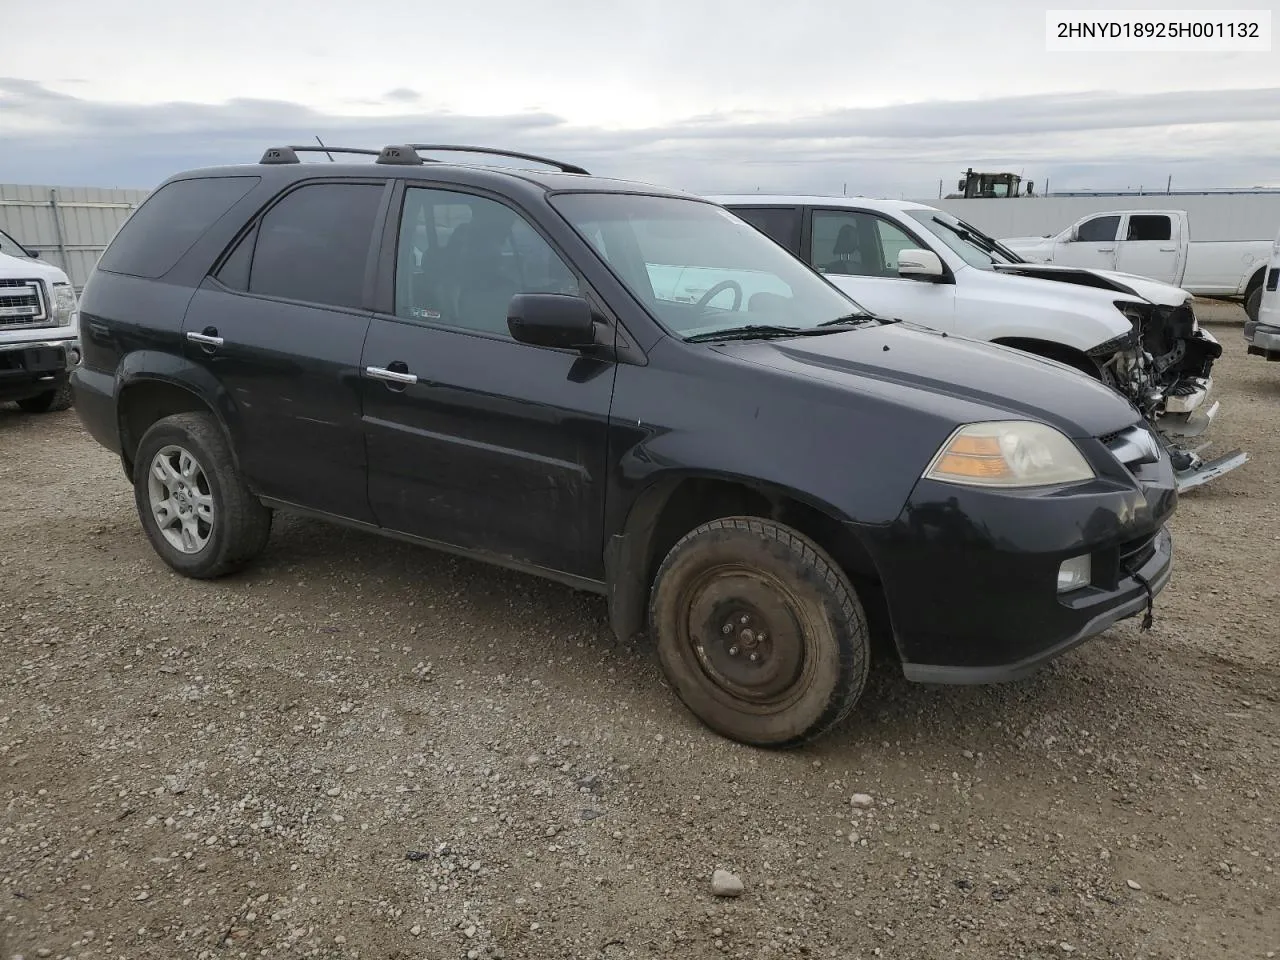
{"left": 2, "top": 309, "right": 1277, "bottom": 960}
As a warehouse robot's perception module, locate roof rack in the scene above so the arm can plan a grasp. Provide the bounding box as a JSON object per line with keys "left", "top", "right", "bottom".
{"left": 260, "top": 146, "right": 383, "bottom": 165}
{"left": 374, "top": 143, "right": 590, "bottom": 175}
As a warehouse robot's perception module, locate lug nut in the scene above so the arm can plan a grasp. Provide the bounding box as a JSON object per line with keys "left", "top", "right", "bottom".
{"left": 749, "top": 652, "right": 759, "bottom": 662}
{"left": 721, "top": 624, "right": 732, "bottom": 634}
{"left": 728, "top": 646, "right": 739, "bottom": 656}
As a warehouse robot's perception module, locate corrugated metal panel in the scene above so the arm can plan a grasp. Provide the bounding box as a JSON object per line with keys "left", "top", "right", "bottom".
{"left": 0, "top": 183, "right": 151, "bottom": 291}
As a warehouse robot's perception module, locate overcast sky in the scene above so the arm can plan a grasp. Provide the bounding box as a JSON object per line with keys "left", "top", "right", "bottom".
{"left": 2, "top": 0, "right": 1278, "bottom": 197}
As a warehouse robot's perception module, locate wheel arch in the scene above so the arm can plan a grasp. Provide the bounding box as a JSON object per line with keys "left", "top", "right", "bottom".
{"left": 1244, "top": 264, "right": 1267, "bottom": 297}
{"left": 990, "top": 336, "right": 1104, "bottom": 379}
{"left": 116, "top": 374, "right": 238, "bottom": 479}
{"left": 604, "top": 471, "right": 894, "bottom": 658}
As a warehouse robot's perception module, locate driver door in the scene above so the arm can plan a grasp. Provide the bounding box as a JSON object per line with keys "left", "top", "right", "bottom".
{"left": 1055, "top": 214, "right": 1120, "bottom": 270}
{"left": 805, "top": 207, "right": 956, "bottom": 330}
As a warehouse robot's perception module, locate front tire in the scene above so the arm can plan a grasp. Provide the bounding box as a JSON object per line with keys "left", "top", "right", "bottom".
{"left": 1245, "top": 286, "right": 1262, "bottom": 323}
{"left": 16, "top": 380, "right": 73, "bottom": 413}
{"left": 132, "top": 412, "right": 271, "bottom": 578}
{"left": 650, "top": 517, "right": 870, "bottom": 748}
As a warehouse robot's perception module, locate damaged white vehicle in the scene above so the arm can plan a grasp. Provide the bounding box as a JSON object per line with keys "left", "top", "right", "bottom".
{"left": 710, "top": 195, "right": 1247, "bottom": 490}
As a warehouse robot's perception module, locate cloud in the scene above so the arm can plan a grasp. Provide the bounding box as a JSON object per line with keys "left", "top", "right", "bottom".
{"left": 2, "top": 78, "right": 1278, "bottom": 199}
{"left": 383, "top": 88, "right": 421, "bottom": 103}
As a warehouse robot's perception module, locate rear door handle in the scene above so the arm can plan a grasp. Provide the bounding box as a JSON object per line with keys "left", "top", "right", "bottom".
{"left": 1160, "top": 247, "right": 1177, "bottom": 252}
{"left": 187, "top": 329, "right": 224, "bottom": 347}
{"left": 365, "top": 365, "right": 418, "bottom": 385}
{"left": 1097, "top": 247, "right": 1115, "bottom": 253}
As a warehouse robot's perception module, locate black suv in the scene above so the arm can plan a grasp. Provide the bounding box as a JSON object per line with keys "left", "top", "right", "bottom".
{"left": 72, "top": 144, "right": 1176, "bottom": 747}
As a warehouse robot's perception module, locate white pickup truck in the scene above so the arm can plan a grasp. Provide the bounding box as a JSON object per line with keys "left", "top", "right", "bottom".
{"left": 998, "top": 210, "right": 1275, "bottom": 322}
{"left": 709, "top": 194, "right": 1247, "bottom": 491}
{"left": 0, "top": 232, "right": 81, "bottom": 413}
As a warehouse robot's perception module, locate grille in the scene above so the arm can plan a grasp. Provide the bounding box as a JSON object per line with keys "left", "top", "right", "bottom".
{"left": 0, "top": 278, "right": 48, "bottom": 328}
{"left": 1103, "top": 424, "right": 1161, "bottom": 472}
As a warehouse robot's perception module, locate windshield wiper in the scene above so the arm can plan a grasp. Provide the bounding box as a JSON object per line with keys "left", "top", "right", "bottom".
{"left": 684, "top": 324, "right": 808, "bottom": 343}
{"left": 816, "top": 312, "right": 889, "bottom": 328}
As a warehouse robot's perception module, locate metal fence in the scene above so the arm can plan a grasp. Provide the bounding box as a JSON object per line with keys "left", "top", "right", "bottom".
{"left": 0, "top": 183, "right": 151, "bottom": 292}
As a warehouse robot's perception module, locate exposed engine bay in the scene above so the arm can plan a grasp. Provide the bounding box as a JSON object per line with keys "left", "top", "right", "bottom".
{"left": 993, "top": 263, "right": 1250, "bottom": 490}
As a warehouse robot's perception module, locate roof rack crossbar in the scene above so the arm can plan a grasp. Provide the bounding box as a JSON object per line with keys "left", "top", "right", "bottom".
{"left": 399, "top": 144, "right": 590, "bottom": 175}
{"left": 260, "top": 146, "right": 383, "bottom": 165}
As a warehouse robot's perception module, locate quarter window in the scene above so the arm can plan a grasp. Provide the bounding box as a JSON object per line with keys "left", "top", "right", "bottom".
{"left": 243, "top": 183, "right": 384, "bottom": 309}
{"left": 96, "top": 176, "right": 260, "bottom": 279}
{"left": 395, "top": 188, "right": 579, "bottom": 336}
{"left": 811, "top": 210, "right": 918, "bottom": 278}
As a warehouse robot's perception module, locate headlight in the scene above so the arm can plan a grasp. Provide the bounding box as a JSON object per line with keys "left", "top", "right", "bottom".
{"left": 51, "top": 282, "right": 78, "bottom": 327}
{"left": 923, "top": 421, "right": 1096, "bottom": 488}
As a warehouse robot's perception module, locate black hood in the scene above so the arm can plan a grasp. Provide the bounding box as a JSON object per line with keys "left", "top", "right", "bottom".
{"left": 719, "top": 322, "right": 1140, "bottom": 439}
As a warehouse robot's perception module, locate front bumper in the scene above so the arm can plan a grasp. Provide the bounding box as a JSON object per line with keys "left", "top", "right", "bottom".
{"left": 861, "top": 449, "right": 1177, "bottom": 684}
{"left": 0, "top": 336, "right": 81, "bottom": 402}
{"left": 1244, "top": 320, "right": 1280, "bottom": 360}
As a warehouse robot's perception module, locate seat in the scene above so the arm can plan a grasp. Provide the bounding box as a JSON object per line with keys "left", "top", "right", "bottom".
{"left": 450, "top": 206, "right": 522, "bottom": 335}
{"left": 824, "top": 225, "right": 864, "bottom": 275}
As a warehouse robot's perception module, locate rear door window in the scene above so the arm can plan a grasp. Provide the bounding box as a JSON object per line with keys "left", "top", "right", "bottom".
{"left": 1127, "top": 215, "right": 1173, "bottom": 241}
{"left": 96, "top": 176, "right": 260, "bottom": 278}
{"left": 243, "top": 182, "right": 385, "bottom": 310}
{"left": 730, "top": 206, "right": 801, "bottom": 252}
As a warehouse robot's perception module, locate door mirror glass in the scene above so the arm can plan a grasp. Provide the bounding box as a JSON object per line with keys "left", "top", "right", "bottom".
{"left": 897, "top": 248, "right": 945, "bottom": 279}
{"left": 507, "top": 293, "right": 596, "bottom": 349}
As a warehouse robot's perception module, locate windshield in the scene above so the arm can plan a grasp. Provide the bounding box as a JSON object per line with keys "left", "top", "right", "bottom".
{"left": 906, "top": 209, "right": 1025, "bottom": 270}
{"left": 550, "top": 193, "right": 870, "bottom": 339}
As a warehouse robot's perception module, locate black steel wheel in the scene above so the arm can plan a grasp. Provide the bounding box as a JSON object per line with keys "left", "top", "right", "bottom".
{"left": 650, "top": 517, "right": 870, "bottom": 748}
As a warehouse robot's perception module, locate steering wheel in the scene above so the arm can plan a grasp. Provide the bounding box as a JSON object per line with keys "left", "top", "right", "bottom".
{"left": 695, "top": 279, "right": 743, "bottom": 311}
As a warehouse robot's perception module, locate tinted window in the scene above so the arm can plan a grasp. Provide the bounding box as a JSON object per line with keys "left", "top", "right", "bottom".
{"left": 1076, "top": 215, "right": 1120, "bottom": 243}
{"left": 1127, "top": 215, "right": 1172, "bottom": 241}
{"left": 96, "top": 177, "right": 259, "bottom": 279}
{"left": 731, "top": 207, "right": 801, "bottom": 251}
{"left": 215, "top": 230, "right": 253, "bottom": 290}
{"left": 249, "top": 183, "right": 384, "bottom": 309}
{"left": 395, "top": 187, "right": 579, "bottom": 336}
{"left": 811, "top": 210, "right": 918, "bottom": 278}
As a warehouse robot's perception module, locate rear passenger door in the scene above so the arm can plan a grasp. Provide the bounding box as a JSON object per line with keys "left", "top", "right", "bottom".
{"left": 360, "top": 183, "right": 616, "bottom": 579}
{"left": 183, "top": 179, "right": 390, "bottom": 522}
{"left": 1115, "top": 213, "right": 1183, "bottom": 285}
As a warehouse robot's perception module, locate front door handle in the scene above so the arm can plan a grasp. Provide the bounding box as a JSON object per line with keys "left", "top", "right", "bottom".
{"left": 365, "top": 365, "right": 418, "bottom": 385}
{"left": 1160, "top": 247, "right": 1177, "bottom": 252}
{"left": 187, "top": 328, "right": 224, "bottom": 347}
{"left": 1097, "top": 247, "right": 1115, "bottom": 253}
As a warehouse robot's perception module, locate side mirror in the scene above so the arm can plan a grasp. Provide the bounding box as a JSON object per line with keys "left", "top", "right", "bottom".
{"left": 897, "top": 248, "right": 945, "bottom": 280}
{"left": 507, "top": 293, "right": 596, "bottom": 350}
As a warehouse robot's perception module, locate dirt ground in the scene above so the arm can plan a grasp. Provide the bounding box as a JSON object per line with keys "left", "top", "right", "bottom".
{"left": 2, "top": 307, "right": 1276, "bottom": 960}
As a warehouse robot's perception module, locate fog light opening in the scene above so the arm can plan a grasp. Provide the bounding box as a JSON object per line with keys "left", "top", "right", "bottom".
{"left": 1057, "top": 554, "right": 1092, "bottom": 594}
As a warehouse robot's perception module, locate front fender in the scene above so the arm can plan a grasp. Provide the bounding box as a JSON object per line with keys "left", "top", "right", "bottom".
{"left": 956, "top": 270, "right": 1136, "bottom": 352}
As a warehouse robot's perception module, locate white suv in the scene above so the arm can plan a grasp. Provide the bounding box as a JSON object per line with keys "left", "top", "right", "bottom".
{"left": 0, "top": 236, "right": 81, "bottom": 413}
